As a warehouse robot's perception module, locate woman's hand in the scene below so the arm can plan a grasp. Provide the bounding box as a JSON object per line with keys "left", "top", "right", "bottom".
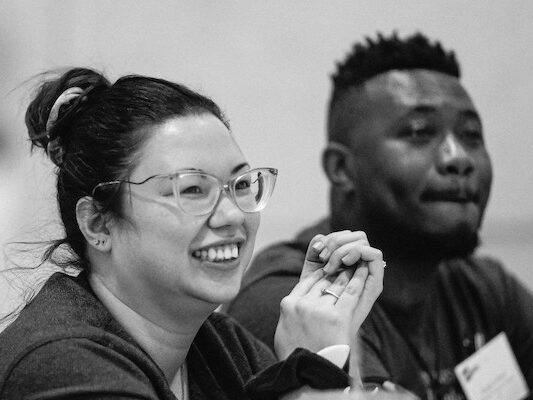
{"left": 274, "top": 230, "right": 384, "bottom": 360}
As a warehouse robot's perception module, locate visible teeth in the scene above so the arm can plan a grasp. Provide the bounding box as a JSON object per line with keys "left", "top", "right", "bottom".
{"left": 193, "top": 243, "right": 240, "bottom": 262}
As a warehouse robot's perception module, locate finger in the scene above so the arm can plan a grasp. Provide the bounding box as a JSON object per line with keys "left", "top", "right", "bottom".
{"left": 301, "top": 231, "right": 368, "bottom": 280}
{"left": 300, "top": 234, "right": 328, "bottom": 280}
{"left": 352, "top": 259, "right": 385, "bottom": 327}
{"left": 362, "top": 247, "right": 385, "bottom": 286}
{"left": 290, "top": 267, "right": 327, "bottom": 297}
{"left": 306, "top": 274, "right": 335, "bottom": 297}
{"left": 307, "top": 268, "right": 352, "bottom": 298}
{"left": 303, "top": 234, "right": 328, "bottom": 263}
{"left": 316, "top": 231, "right": 368, "bottom": 263}
{"left": 339, "top": 247, "right": 385, "bottom": 328}
{"left": 357, "top": 245, "right": 385, "bottom": 303}
{"left": 335, "top": 262, "right": 370, "bottom": 312}
{"left": 320, "top": 268, "right": 355, "bottom": 303}
{"left": 322, "top": 240, "right": 367, "bottom": 274}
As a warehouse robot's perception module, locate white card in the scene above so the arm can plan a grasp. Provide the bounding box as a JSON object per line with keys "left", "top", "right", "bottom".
{"left": 454, "top": 332, "right": 529, "bottom": 400}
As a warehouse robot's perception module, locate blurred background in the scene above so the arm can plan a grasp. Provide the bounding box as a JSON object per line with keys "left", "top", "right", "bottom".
{"left": 1, "top": 1, "right": 532, "bottom": 290}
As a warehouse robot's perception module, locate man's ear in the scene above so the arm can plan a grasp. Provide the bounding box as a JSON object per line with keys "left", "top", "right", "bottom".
{"left": 322, "top": 142, "right": 356, "bottom": 192}
{"left": 76, "top": 196, "right": 111, "bottom": 252}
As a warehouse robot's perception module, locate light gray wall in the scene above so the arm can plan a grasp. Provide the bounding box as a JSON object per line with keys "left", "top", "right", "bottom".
{"left": 1, "top": 1, "right": 532, "bottom": 288}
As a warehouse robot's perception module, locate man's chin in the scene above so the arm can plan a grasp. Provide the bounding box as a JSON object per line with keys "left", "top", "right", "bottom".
{"left": 371, "top": 223, "right": 480, "bottom": 261}
{"left": 408, "top": 230, "right": 480, "bottom": 260}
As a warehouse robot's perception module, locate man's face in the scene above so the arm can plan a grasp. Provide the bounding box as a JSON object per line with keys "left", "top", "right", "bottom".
{"left": 332, "top": 69, "right": 492, "bottom": 256}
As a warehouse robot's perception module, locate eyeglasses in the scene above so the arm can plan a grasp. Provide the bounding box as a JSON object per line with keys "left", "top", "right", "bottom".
{"left": 92, "top": 167, "right": 278, "bottom": 216}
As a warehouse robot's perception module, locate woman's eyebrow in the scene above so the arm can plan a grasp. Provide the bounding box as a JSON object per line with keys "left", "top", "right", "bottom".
{"left": 232, "top": 162, "right": 250, "bottom": 175}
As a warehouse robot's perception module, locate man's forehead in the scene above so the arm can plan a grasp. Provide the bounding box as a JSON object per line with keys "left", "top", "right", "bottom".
{"left": 328, "top": 68, "right": 479, "bottom": 145}
{"left": 361, "top": 69, "right": 474, "bottom": 109}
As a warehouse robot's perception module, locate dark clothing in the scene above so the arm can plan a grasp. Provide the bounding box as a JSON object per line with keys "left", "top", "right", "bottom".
{"left": 226, "top": 218, "right": 533, "bottom": 400}
{"left": 0, "top": 272, "right": 276, "bottom": 400}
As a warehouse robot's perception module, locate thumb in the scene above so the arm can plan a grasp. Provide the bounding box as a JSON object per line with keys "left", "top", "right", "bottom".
{"left": 300, "top": 234, "right": 326, "bottom": 279}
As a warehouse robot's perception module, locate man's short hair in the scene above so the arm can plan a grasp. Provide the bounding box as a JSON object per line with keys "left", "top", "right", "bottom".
{"left": 330, "top": 32, "right": 461, "bottom": 106}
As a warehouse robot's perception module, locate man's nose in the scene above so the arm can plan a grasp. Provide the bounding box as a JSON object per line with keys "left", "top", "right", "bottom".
{"left": 437, "top": 133, "right": 474, "bottom": 176}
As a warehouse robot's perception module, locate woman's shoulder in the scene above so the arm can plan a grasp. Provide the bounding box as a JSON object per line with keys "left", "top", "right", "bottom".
{"left": 192, "top": 312, "right": 276, "bottom": 370}
{"left": 0, "top": 272, "right": 170, "bottom": 398}
{"left": 0, "top": 272, "right": 156, "bottom": 394}
{"left": 1, "top": 272, "right": 115, "bottom": 338}
{"left": 202, "top": 311, "right": 269, "bottom": 348}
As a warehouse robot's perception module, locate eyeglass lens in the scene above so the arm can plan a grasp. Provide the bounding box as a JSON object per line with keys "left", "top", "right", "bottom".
{"left": 172, "top": 169, "right": 276, "bottom": 215}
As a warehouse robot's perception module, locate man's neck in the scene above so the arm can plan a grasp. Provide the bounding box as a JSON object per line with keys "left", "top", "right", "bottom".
{"left": 379, "top": 255, "right": 441, "bottom": 311}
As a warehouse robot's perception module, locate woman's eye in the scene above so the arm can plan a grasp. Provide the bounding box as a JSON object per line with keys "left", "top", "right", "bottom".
{"left": 235, "top": 179, "right": 251, "bottom": 191}
{"left": 181, "top": 186, "right": 203, "bottom": 195}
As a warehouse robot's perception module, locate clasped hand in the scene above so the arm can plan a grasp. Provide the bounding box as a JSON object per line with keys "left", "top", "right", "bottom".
{"left": 274, "top": 230, "right": 384, "bottom": 360}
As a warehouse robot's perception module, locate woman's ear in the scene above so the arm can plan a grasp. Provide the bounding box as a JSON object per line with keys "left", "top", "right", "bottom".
{"left": 76, "top": 196, "right": 111, "bottom": 252}
{"left": 322, "top": 142, "right": 356, "bottom": 192}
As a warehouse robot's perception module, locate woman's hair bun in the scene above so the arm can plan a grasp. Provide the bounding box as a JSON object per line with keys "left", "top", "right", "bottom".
{"left": 25, "top": 68, "right": 111, "bottom": 163}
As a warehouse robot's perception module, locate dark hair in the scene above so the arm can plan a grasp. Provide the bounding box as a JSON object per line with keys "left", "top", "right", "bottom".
{"left": 25, "top": 67, "right": 229, "bottom": 268}
{"left": 329, "top": 32, "right": 461, "bottom": 106}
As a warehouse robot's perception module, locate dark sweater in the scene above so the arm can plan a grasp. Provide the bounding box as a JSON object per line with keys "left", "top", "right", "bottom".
{"left": 0, "top": 272, "right": 276, "bottom": 399}
{"left": 227, "top": 218, "right": 533, "bottom": 399}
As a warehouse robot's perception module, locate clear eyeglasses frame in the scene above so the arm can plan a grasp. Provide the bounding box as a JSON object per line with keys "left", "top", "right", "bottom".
{"left": 91, "top": 167, "right": 278, "bottom": 216}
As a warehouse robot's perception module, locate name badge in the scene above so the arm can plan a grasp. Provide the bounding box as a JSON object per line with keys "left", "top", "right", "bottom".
{"left": 454, "top": 332, "right": 529, "bottom": 400}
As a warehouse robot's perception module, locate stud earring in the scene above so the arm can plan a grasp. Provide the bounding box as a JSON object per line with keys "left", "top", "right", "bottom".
{"left": 94, "top": 239, "right": 101, "bottom": 246}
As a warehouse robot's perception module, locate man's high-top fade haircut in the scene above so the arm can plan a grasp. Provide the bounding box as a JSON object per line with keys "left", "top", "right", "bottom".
{"left": 329, "top": 32, "right": 461, "bottom": 106}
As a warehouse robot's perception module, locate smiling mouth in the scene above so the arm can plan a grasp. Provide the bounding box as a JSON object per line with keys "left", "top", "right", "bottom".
{"left": 192, "top": 243, "right": 240, "bottom": 262}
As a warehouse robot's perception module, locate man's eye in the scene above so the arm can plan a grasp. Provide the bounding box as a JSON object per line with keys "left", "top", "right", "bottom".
{"left": 400, "top": 123, "right": 435, "bottom": 141}
{"left": 462, "top": 129, "right": 484, "bottom": 143}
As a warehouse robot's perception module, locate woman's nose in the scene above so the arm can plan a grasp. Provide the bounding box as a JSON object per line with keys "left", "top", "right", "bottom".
{"left": 208, "top": 191, "right": 246, "bottom": 229}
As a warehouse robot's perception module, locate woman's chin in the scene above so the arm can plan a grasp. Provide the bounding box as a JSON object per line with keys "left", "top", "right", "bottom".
{"left": 196, "top": 279, "right": 242, "bottom": 307}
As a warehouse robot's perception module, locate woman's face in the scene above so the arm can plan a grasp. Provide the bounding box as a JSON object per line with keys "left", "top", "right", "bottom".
{"left": 106, "top": 114, "right": 260, "bottom": 317}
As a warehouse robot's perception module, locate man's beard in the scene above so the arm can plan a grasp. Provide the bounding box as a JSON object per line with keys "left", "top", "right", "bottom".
{"left": 335, "top": 201, "right": 481, "bottom": 261}
{"left": 370, "top": 220, "right": 480, "bottom": 261}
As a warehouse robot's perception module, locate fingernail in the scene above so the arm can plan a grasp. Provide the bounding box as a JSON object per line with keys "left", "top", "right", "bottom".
{"left": 312, "top": 241, "right": 324, "bottom": 252}
{"left": 341, "top": 254, "right": 351, "bottom": 264}
{"left": 319, "top": 248, "right": 329, "bottom": 261}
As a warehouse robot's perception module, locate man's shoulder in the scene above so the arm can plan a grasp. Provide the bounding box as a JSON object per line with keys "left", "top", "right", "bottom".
{"left": 442, "top": 254, "right": 512, "bottom": 286}
{"left": 435, "top": 254, "right": 531, "bottom": 317}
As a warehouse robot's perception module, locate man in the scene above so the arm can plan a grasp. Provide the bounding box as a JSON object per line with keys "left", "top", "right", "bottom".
{"left": 226, "top": 32, "right": 533, "bottom": 399}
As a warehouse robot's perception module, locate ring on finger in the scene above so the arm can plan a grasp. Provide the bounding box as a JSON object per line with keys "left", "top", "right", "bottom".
{"left": 321, "top": 288, "right": 340, "bottom": 299}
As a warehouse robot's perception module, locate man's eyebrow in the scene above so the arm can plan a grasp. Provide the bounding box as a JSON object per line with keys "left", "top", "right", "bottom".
{"left": 409, "top": 105, "right": 437, "bottom": 114}
{"left": 462, "top": 109, "right": 482, "bottom": 121}
{"left": 406, "top": 106, "right": 481, "bottom": 121}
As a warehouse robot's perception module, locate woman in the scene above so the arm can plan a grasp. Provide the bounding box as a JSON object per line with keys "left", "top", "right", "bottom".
{"left": 0, "top": 68, "right": 385, "bottom": 399}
